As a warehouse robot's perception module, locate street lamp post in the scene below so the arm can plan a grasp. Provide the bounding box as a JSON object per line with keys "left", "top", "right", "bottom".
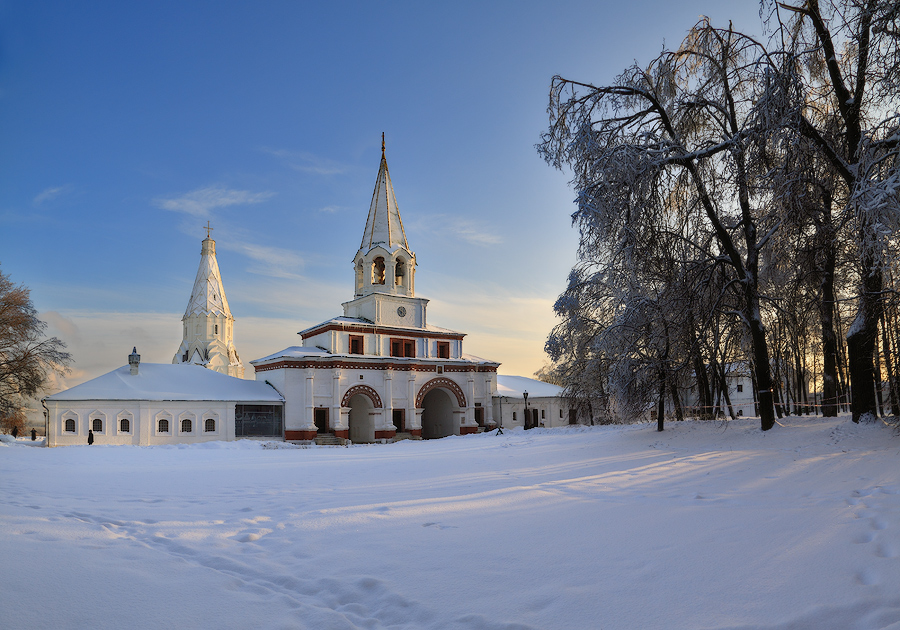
{"left": 523, "top": 390, "right": 529, "bottom": 430}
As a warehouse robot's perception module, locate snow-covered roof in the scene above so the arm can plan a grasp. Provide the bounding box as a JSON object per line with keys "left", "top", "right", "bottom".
{"left": 359, "top": 143, "right": 410, "bottom": 254}
{"left": 251, "top": 346, "right": 330, "bottom": 363}
{"left": 183, "top": 237, "right": 233, "bottom": 319}
{"left": 496, "top": 375, "right": 564, "bottom": 399}
{"left": 299, "top": 316, "right": 463, "bottom": 337}
{"left": 46, "top": 363, "right": 283, "bottom": 402}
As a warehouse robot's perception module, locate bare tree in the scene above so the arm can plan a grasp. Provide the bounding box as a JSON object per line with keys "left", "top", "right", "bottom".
{"left": 0, "top": 266, "right": 71, "bottom": 417}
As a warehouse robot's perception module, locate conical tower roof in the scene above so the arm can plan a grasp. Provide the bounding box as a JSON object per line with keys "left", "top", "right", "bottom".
{"left": 360, "top": 136, "right": 409, "bottom": 253}
{"left": 183, "top": 237, "right": 233, "bottom": 319}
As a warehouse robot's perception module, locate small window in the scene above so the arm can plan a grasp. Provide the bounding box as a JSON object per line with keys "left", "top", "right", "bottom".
{"left": 437, "top": 366, "right": 443, "bottom": 374}
{"left": 736, "top": 383, "right": 743, "bottom": 392}
{"left": 159, "top": 419, "right": 169, "bottom": 433}
{"left": 92, "top": 418, "right": 103, "bottom": 432}
{"left": 437, "top": 341, "right": 450, "bottom": 359}
{"left": 205, "top": 418, "right": 216, "bottom": 432}
{"left": 65, "top": 418, "right": 75, "bottom": 432}
{"left": 350, "top": 335, "right": 364, "bottom": 355}
{"left": 181, "top": 419, "right": 192, "bottom": 433}
{"left": 541, "top": 409, "right": 545, "bottom": 419}
{"left": 120, "top": 418, "right": 130, "bottom": 433}
{"left": 559, "top": 409, "right": 563, "bottom": 418}
{"left": 513, "top": 412, "right": 517, "bottom": 422}
{"left": 215, "top": 324, "right": 218, "bottom": 335}
{"left": 390, "top": 338, "right": 415, "bottom": 358}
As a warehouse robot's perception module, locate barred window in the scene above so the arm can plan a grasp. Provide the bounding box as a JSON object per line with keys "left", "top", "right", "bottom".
{"left": 181, "top": 419, "right": 192, "bottom": 433}
{"left": 158, "top": 419, "right": 169, "bottom": 433}
{"left": 205, "top": 418, "right": 216, "bottom": 432}
{"left": 92, "top": 418, "right": 103, "bottom": 432}
{"left": 120, "top": 418, "right": 130, "bottom": 433}
{"left": 65, "top": 419, "right": 75, "bottom": 432}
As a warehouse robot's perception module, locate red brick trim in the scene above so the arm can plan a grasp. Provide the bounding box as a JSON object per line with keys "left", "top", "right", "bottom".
{"left": 302, "top": 322, "right": 464, "bottom": 342}
{"left": 334, "top": 430, "right": 349, "bottom": 439}
{"left": 341, "top": 384, "right": 383, "bottom": 408}
{"left": 253, "top": 359, "right": 498, "bottom": 374}
{"left": 415, "top": 377, "right": 467, "bottom": 408}
{"left": 285, "top": 430, "right": 317, "bottom": 441}
{"left": 408, "top": 429, "right": 422, "bottom": 437}
{"left": 374, "top": 429, "right": 396, "bottom": 440}
{"left": 459, "top": 426, "right": 479, "bottom": 435}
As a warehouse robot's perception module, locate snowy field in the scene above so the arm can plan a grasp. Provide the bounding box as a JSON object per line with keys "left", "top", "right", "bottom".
{"left": 2, "top": 417, "right": 900, "bottom": 630}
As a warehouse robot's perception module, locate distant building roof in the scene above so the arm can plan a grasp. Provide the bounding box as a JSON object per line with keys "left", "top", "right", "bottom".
{"left": 46, "top": 363, "right": 283, "bottom": 402}
{"left": 496, "top": 375, "right": 564, "bottom": 399}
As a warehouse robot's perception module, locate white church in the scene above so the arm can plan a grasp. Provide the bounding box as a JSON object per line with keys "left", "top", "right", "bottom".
{"left": 45, "top": 141, "right": 570, "bottom": 446}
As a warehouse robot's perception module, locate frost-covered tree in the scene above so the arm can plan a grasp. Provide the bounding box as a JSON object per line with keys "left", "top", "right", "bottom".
{"left": 540, "top": 19, "right": 786, "bottom": 430}
{"left": 0, "top": 266, "right": 71, "bottom": 417}
{"left": 767, "top": 0, "right": 900, "bottom": 422}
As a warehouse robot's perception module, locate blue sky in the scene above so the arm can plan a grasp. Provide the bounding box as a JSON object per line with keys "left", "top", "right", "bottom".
{"left": 0, "top": 0, "right": 765, "bottom": 389}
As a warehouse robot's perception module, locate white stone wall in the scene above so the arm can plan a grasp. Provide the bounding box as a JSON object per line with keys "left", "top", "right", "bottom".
{"left": 46, "top": 400, "right": 254, "bottom": 446}
{"left": 492, "top": 396, "right": 573, "bottom": 429}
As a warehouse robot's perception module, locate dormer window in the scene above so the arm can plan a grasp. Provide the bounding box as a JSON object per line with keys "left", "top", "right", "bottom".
{"left": 373, "top": 257, "right": 386, "bottom": 285}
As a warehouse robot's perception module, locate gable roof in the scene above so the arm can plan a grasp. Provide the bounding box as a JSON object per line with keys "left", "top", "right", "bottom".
{"left": 46, "top": 363, "right": 283, "bottom": 402}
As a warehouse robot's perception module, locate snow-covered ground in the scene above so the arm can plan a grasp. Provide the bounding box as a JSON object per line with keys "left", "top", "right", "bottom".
{"left": 2, "top": 416, "right": 900, "bottom": 630}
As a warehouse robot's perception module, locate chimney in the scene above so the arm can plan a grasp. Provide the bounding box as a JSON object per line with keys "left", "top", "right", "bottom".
{"left": 128, "top": 347, "right": 140, "bottom": 375}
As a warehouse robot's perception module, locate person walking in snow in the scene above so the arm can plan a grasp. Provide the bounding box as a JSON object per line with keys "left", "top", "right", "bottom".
{"left": 12, "top": 426, "right": 18, "bottom": 438}
{"left": 31, "top": 428, "right": 36, "bottom": 441}
{"left": 88, "top": 429, "right": 94, "bottom": 445}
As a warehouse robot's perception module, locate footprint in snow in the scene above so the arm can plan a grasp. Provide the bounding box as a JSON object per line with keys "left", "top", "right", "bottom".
{"left": 422, "top": 522, "right": 457, "bottom": 530}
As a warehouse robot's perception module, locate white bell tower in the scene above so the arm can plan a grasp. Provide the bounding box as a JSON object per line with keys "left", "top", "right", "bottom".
{"left": 343, "top": 135, "right": 428, "bottom": 328}
{"left": 173, "top": 225, "right": 244, "bottom": 378}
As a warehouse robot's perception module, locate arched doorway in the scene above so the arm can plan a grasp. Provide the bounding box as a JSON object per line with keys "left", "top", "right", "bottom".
{"left": 348, "top": 394, "right": 375, "bottom": 443}
{"left": 421, "top": 388, "right": 455, "bottom": 439}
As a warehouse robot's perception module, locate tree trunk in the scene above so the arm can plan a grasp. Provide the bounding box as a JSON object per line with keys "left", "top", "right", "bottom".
{"left": 847, "top": 264, "right": 883, "bottom": 423}
{"left": 885, "top": 308, "right": 900, "bottom": 416}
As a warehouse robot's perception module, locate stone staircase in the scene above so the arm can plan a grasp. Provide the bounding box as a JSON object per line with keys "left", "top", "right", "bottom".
{"left": 390, "top": 432, "right": 421, "bottom": 443}
{"left": 314, "top": 433, "right": 346, "bottom": 446}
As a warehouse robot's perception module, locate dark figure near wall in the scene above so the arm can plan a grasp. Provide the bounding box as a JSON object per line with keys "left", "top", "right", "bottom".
{"left": 31, "top": 428, "right": 36, "bottom": 441}
{"left": 88, "top": 429, "right": 94, "bottom": 445}
{"left": 12, "top": 426, "right": 18, "bottom": 438}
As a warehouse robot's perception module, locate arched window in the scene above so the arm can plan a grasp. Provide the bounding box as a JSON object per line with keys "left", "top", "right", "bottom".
{"left": 158, "top": 419, "right": 169, "bottom": 433}
{"left": 205, "top": 418, "right": 216, "bottom": 432}
{"left": 355, "top": 261, "right": 364, "bottom": 294}
{"left": 92, "top": 418, "right": 103, "bottom": 432}
{"left": 65, "top": 419, "right": 75, "bottom": 432}
{"left": 395, "top": 258, "right": 405, "bottom": 286}
{"left": 181, "top": 418, "right": 192, "bottom": 433}
{"left": 120, "top": 418, "right": 130, "bottom": 433}
{"left": 372, "top": 257, "right": 385, "bottom": 284}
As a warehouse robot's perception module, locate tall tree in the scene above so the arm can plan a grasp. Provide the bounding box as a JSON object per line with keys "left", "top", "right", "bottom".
{"left": 770, "top": 0, "right": 900, "bottom": 422}
{"left": 0, "top": 266, "right": 71, "bottom": 417}
{"left": 540, "top": 20, "right": 785, "bottom": 430}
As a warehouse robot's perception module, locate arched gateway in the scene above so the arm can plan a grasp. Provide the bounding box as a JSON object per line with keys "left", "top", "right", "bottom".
{"left": 417, "top": 378, "right": 466, "bottom": 439}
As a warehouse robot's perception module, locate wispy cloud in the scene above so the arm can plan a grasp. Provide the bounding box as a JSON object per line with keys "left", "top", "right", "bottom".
{"left": 33, "top": 185, "right": 71, "bottom": 205}
{"left": 261, "top": 148, "right": 348, "bottom": 176}
{"left": 155, "top": 186, "right": 274, "bottom": 218}
{"left": 220, "top": 240, "right": 305, "bottom": 280}
{"left": 411, "top": 214, "right": 502, "bottom": 246}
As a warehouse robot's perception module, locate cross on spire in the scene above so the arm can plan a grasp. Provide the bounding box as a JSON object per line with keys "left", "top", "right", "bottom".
{"left": 204, "top": 221, "right": 214, "bottom": 239}
{"left": 382, "top": 132, "right": 385, "bottom": 159}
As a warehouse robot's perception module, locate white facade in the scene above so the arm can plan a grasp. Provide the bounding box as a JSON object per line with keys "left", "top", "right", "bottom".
{"left": 251, "top": 143, "right": 501, "bottom": 442}
{"left": 493, "top": 375, "right": 574, "bottom": 429}
{"left": 173, "top": 235, "right": 244, "bottom": 378}
{"left": 45, "top": 351, "right": 282, "bottom": 447}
